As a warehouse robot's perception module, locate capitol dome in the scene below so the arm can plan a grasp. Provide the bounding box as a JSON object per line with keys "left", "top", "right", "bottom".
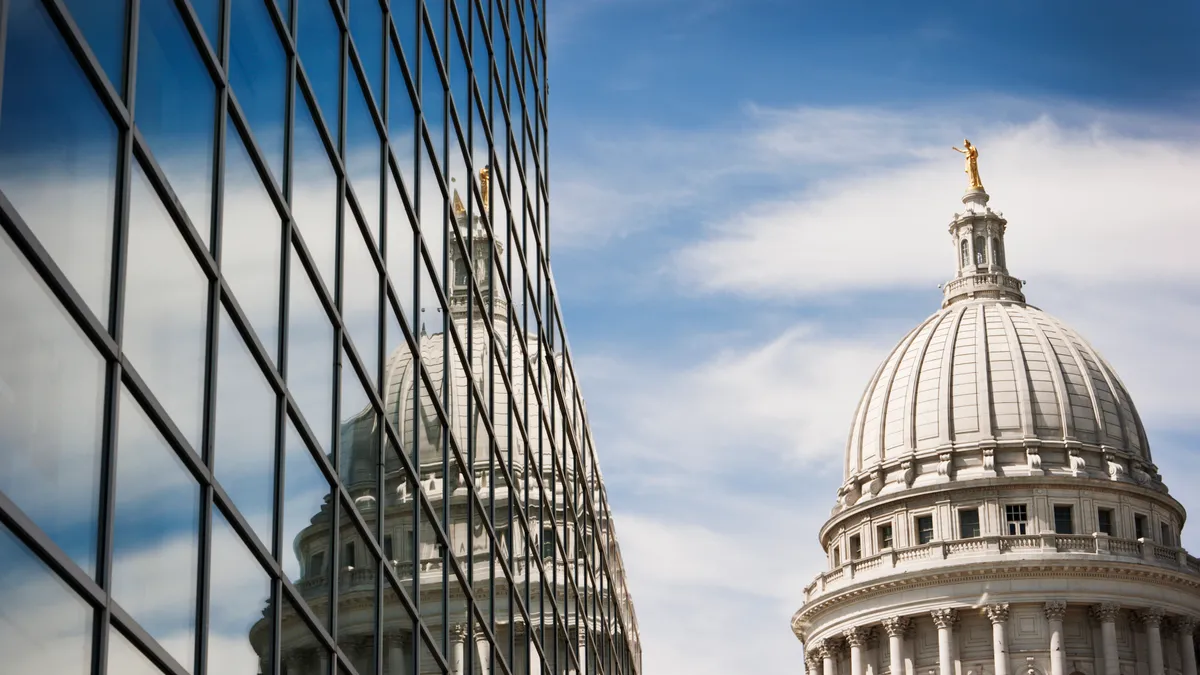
{"left": 793, "top": 169, "right": 1200, "bottom": 675}
{"left": 834, "top": 188, "right": 1161, "bottom": 512}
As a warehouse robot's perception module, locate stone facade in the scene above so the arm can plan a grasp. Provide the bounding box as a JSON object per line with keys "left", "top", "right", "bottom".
{"left": 793, "top": 186, "right": 1200, "bottom": 675}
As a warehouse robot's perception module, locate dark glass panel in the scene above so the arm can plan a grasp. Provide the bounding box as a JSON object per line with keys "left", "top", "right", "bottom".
{"left": 0, "top": 0, "right": 119, "bottom": 317}
{"left": 222, "top": 117, "right": 283, "bottom": 359}
{"left": 213, "top": 307, "right": 278, "bottom": 546}
{"left": 275, "top": 0, "right": 292, "bottom": 29}
{"left": 342, "top": 203, "right": 381, "bottom": 380}
{"left": 422, "top": 22, "right": 446, "bottom": 169}
{"left": 393, "top": 0, "right": 418, "bottom": 64}
{"left": 209, "top": 508, "right": 274, "bottom": 674}
{"left": 339, "top": 347, "right": 379, "bottom": 518}
{"left": 418, "top": 149, "right": 445, "bottom": 289}
{"left": 346, "top": 67, "right": 382, "bottom": 242}
{"left": 388, "top": 43, "right": 417, "bottom": 191}
{"left": 0, "top": 231, "right": 106, "bottom": 576}
{"left": 136, "top": 0, "right": 217, "bottom": 245}
{"left": 230, "top": 0, "right": 289, "bottom": 183}
{"left": 291, "top": 88, "right": 339, "bottom": 286}
{"left": 124, "top": 162, "right": 209, "bottom": 449}
{"left": 287, "top": 246, "right": 335, "bottom": 452}
{"left": 112, "top": 386, "right": 200, "bottom": 671}
{"left": 0, "top": 522, "right": 93, "bottom": 674}
{"left": 448, "top": 18, "right": 469, "bottom": 127}
{"left": 107, "top": 625, "right": 169, "bottom": 674}
{"left": 349, "top": 0, "right": 383, "bottom": 101}
{"left": 336, "top": 522, "right": 377, "bottom": 673}
{"left": 386, "top": 175, "right": 417, "bottom": 323}
{"left": 190, "top": 0, "right": 221, "bottom": 50}
{"left": 62, "top": 0, "right": 128, "bottom": 92}
{"left": 282, "top": 418, "right": 332, "bottom": 629}
{"left": 297, "top": 0, "right": 342, "bottom": 142}
{"left": 381, "top": 585, "right": 417, "bottom": 675}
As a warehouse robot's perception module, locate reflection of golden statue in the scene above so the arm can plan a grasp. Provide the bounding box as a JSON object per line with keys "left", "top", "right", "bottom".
{"left": 479, "top": 165, "right": 490, "bottom": 207}
{"left": 952, "top": 139, "right": 983, "bottom": 189}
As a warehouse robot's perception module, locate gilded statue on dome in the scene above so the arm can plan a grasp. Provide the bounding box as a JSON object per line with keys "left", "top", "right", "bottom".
{"left": 952, "top": 139, "right": 983, "bottom": 190}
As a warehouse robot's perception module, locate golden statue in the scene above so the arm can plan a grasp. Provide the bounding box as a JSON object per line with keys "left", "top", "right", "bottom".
{"left": 952, "top": 139, "right": 983, "bottom": 190}
{"left": 479, "top": 166, "right": 490, "bottom": 206}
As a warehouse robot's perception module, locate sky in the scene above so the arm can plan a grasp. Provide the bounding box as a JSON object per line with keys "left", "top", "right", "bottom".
{"left": 542, "top": 2, "right": 1200, "bottom": 673}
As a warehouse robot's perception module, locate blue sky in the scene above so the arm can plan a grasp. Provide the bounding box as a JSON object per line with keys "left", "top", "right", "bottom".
{"left": 543, "top": 2, "right": 1200, "bottom": 673}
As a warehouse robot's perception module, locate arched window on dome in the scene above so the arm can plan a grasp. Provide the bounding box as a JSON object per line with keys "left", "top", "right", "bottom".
{"left": 994, "top": 237, "right": 1005, "bottom": 268}
{"left": 960, "top": 239, "right": 969, "bottom": 267}
{"left": 975, "top": 236, "right": 986, "bottom": 265}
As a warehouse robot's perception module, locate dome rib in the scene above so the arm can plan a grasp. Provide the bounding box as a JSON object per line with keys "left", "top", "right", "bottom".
{"left": 995, "top": 304, "right": 1036, "bottom": 438}
{"left": 935, "top": 303, "right": 969, "bottom": 447}
{"left": 1026, "top": 307, "right": 1075, "bottom": 441}
{"left": 1040, "top": 314, "right": 1105, "bottom": 443}
{"left": 871, "top": 314, "right": 938, "bottom": 471}
{"left": 902, "top": 309, "right": 954, "bottom": 454}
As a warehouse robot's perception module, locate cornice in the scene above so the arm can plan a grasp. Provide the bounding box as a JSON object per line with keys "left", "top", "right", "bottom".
{"left": 791, "top": 558, "right": 1200, "bottom": 641}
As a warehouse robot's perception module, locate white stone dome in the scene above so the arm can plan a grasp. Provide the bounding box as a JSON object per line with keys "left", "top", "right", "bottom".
{"left": 833, "top": 187, "right": 1163, "bottom": 510}
{"left": 845, "top": 299, "right": 1150, "bottom": 478}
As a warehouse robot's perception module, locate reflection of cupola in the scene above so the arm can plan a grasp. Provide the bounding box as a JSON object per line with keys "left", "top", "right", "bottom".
{"left": 449, "top": 167, "right": 505, "bottom": 319}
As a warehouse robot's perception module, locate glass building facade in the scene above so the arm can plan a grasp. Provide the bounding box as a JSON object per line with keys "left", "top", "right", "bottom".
{"left": 0, "top": 1, "right": 641, "bottom": 674}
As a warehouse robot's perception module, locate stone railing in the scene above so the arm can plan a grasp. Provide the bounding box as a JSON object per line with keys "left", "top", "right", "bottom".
{"left": 803, "top": 533, "right": 1200, "bottom": 604}
{"left": 943, "top": 273, "right": 1023, "bottom": 297}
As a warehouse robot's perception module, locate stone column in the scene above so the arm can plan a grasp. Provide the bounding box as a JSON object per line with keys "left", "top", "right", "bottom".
{"left": 386, "top": 633, "right": 410, "bottom": 675}
{"left": 450, "top": 624, "right": 468, "bottom": 675}
{"left": 818, "top": 639, "right": 841, "bottom": 675}
{"left": 808, "top": 651, "right": 825, "bottom": 675}
{"left": 984, "top": 604, "right": 1011, "bottom": 675}
{"left": 1177, "top": 617, "right": 1198, "bottom": 675}
{"left": 476, "top": 630, "right": 493, "bottom": 675}
{"left": 932, "top": 609, "right": 959, "bottom": 675}
{"left": 883, "top": 617, "right": 913, "bottom": 675}
{"left": 846, "top": 627, "right": 872, "bottom": 675}
{"left": 1091, "top": 603, "right": 1121, "bottom": 675}
{"left": 1138, "top": 608, "right": 1166, "bottom": 675}
{"left": 1045, "top": 601, "right": 1067, "bottom": 675}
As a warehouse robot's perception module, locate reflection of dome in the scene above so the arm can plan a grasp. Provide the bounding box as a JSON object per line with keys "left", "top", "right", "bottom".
{"left": 254, "top": 175, "right": 641, "bottom": 675}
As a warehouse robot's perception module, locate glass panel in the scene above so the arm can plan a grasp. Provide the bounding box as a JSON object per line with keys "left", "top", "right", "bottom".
{"left": 282, "top": 418, "right": 332, "bottom": 629}
{"left": 222, "top": 117, "right": 283, "bottom": 360}
{"left": 229, "top": 0, "right": 288, "bottom": 183}
{"left": 124, "top": 162, "right": 209, "bottom": 450}
{"left": 339, "top": 348, "right": 378, "bottom": 517}
{"left": 337, "top": 522, "right": 377, "bottom": 673}
{"left": 107, "top": 625, "right": 169, "bottom": 675}
{"left": 381, "top": 585, "right": 417, "bottom": 675}
{"left": 137, "top": 0, "right": 217, "bottom": 245}
{"left": 388, "top": 43, "right": 417, "bottom": 191}
{"left": 297, "top": 0, "right": 342, "bottom": 142}
{"left": 342, "top": 202, "right": 381, "bottom": 380}
{"left": 346, "top": 67, "right": 382, "bottom": 242}
{"left": 387, "top": 174, "right": 416, "bottom": 323}
{"left": 111, "top": 386, "right": 200, "bottom": 672}
{"left": 0, "top": 0, "right": 119, "bottom": 317}
{"left": 394, "top": 0, "right": 418, "bottom": 64}
{"left": 208, "top": 508, "right": 273, "bottom": 674}
{"left": 0, "top": 231, "right": 106, "bottom": 576}
{"left": 275, "top": 0, "right": 291, "bottom": 29}
{"left": 62, "top": 0, "right": 128, "bottom": 93}
{"left": 287, "top": 247, "right": 334, "bottom": 452}
{"left": 213, "top": 307, "right": 278, "bottom": 546}
{"left": 0, "top": 521, "right": 94, "bottom": 674}
{"left": 190, "top": 0, "right": 221, "bottom": 50}
{"left": 292, "top": 88, "right": 339, "bottom": 286}
{"left": 349, "top": 0, "right": 383, "bottom": 101}
{"left": 422, "top": 22, "right": 446, "bottom": 169}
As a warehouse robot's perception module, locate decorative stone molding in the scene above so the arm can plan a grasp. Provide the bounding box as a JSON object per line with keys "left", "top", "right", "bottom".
{"left": 1090, "top": 603, "right": 1121, "bottom": 623}
{"left": 1135, "top": 607, "right": 1165, "bottom": 627}
{"left": 982, "top": 447, "right": 996, "bottom": 473}
{"left": 984, "top": 603, "right": 1010, "bottom": 624}
{"left": 1026, "top": 447, "right": 1043, "bottom": 472}
{"left": 1105, "top": 453, "right": 1125, "bottom": 481}
{"left": 1044, "top": 601, "right": 1067, "bottom": 621}
{"left": 938, "top": 452, "right": 954, "bottom": 479}
{"left": 882, "top": 616, "right": 913, "bottom": 637}
{"left": 1069, "top": 450, "right": 1087, "bottom": 477}
{"left": 931, "top": 608, "right": 959, "bottom": 629}
{"left": 901, "top": 460, "right": 916, "bottom": 488}
{"left": 844, "top": 626, "right": 872, "bottom": 648}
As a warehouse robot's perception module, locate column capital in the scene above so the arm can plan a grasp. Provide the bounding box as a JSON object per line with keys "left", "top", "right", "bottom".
{"left": 1090, "top": 602, "right": 1121, "bottom": 623}
{"left": 1175, "top": 615, "right": 1200, "bottom": 635}
{"left": 815, "top": 638, "right": 845, "bottom": 659}
{"left": 984, "top": 603, "right": 1011, "bottom": 624}
{"left": 806, "top": 652, "right": 823, "bottom": 673}
{"left": 450, "top": 623, "right": 470, "bottom": 643}
{"left": 1044, "top": 601, "right": 1068, "bottom": 622}
{"left": 931, "top": 608, "right": 959, "bottom": 629}
{"left": 1136, "top": 608, "right": 1166, "bottom": 627}
{"left": 844, "top": 626, "right": 873, "bottom": 648}
{"left": 882, "top": 616, "right": 913, "bottom": 637}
